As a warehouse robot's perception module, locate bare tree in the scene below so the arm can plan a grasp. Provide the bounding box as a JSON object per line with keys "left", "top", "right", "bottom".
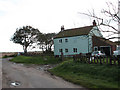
{"left": 79, "top": 2, "right": 120, "bottom": 41}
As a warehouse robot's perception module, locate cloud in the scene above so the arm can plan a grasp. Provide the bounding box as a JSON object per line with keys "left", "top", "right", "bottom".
{"left": 0, "top": 10, "right": 7, "bottom": 16}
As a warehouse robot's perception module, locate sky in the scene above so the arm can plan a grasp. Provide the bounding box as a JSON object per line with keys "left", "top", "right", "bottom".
{"left": 0, "top": 0, "right": 118, "bottom": 52}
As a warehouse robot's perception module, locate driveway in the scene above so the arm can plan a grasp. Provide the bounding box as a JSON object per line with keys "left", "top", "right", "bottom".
{"left": 2, "top": 58, "right": 86, "bottom": 89}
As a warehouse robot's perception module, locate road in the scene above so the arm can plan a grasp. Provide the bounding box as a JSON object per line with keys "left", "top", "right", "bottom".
{"left": 0, "top": 57, "right": 2, "bottom": 90}
{"left": 2, "top": 58, "right": 86, "bottom": 89}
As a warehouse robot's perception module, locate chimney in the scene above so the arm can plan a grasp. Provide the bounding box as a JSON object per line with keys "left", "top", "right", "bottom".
{"left": 61, "top": 25, "right": 64, "bottom": 31}
{"left": 93, "top": 20, "right": 96, "bottom": 26}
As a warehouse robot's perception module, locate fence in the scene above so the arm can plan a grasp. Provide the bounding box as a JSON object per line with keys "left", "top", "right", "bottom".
{"left": 73, "top": 55, "right": 120, "bottom": 65}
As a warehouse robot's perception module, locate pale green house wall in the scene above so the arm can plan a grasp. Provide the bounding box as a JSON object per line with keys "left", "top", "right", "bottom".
{"left": 89, "top": 26, "right": 103, "bottom": 37}
{"left": 54, "top": 35, "right": 89, "bottom": 56}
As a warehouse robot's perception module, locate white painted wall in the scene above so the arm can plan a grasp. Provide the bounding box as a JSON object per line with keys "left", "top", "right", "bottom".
{"left": 54, "top": 35, "right": 89, "bottom": 56}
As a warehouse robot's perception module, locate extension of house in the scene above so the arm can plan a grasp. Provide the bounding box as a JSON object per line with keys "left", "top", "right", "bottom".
{"left": 53, "top": 20, "right": 117, "bottom": 57}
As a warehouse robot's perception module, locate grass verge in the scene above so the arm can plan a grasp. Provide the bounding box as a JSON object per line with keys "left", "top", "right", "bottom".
{"left": 10, "top": 55, "right": 61, "bottom": 65}
{"left": 49, "top": 60, "right": 120, "bottom": 89}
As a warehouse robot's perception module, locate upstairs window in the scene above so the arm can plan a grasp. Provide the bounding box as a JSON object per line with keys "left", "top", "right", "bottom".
{"left": 73, "top": 48, "right": 77, "bottom": 53}
{"left": 65, "top": 39, "right": 68, "bottom": 42}
{"left": 59, "top": 39, "right": 62, "bottom": 43}
{"left": 65, "top": 49, "right": 68, "bottom": 53}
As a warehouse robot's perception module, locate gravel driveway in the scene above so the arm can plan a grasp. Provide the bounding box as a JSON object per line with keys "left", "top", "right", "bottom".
{"left": 2, "top": 58, "right": 86, "bottom": 89}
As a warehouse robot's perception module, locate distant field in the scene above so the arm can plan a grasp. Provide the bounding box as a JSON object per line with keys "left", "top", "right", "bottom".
{"left": 0, "top": 52, "right": 17, "bottom": 58}
{"left": 0, "top": 51, "right": 43, "bottom": 58}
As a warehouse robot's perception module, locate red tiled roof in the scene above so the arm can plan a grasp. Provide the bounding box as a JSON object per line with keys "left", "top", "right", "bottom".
{"left": 92, "top": 36, "right": 117, "bottom": 46}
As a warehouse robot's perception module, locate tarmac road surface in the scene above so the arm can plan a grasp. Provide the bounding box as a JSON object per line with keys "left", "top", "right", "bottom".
{"left": 2, "top": 58, "right": 86, "bottom": 89}
{"left": 0, "top": 58, "right": 2, "bottom": 90}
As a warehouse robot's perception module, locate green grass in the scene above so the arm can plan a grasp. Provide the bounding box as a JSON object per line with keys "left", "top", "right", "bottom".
{"left": 49, "top": 60, "right": 120, "bottom": 88}
{"left": 10, "top": 55, "right": 61, "bottom": 65}
{"left": 10, "top": 56, "right": 120, "bottom": 88}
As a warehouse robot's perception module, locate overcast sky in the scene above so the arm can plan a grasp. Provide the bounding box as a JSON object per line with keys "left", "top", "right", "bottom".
{"left": 0, "top": 0, "right": 118, "bottom": 52}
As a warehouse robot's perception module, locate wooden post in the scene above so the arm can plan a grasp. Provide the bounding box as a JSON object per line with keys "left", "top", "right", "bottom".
{"left": 100, "top": 56, "right": 102, "bottom": 64}
{"left": 88, "top": 56, "right": 90, "bottom": 64}
{"left": 114, "top": 59, "right": 116, "bottom": 65}
{"left": 94, "top": 56, "right": 96, "bottom": 64}
{"left": 73, "top": 56, "right": 76, "bottom": 62}
{"left": 79, "top": 53, "right": 81, "bottom": 62}
{"left": 117, "top": 55, "right": 120, "bottom": 66}
{"left": 110, "top": 56, "right": 112, "bottom": 65}
{"left": 81, "top": 56, "right": 82, "bottom": 62}
{"left": 82, "top": 56, "right": 85, "bottom": 62}
{"left": 90, "top": 56, "right": 93, "bottom": 63}
{"left": 103, "top": 56, "right": 105, "bottom": 64}
{"left": 84, "top": 56, "right": 87, "bottom": 63}
{"left": 97, "top": 56, "right": 98, "bottom": 64}
{"left": 61, "top": 52, "right": 64, "bottom": 61}
{"left": 113, "top": 56, "right": 116, "bottom": 65}
{"left": 106, "top": 57, "right": 108, "bottom": 64}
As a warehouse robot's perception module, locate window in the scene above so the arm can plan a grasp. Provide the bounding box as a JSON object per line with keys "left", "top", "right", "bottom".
{"left": 65, "top": 39, "right": 68, "bottom": 42}
{"left": 73, "top": 48, "right": 77, "bottom": 53}
{"left": 65, "top": 49, "right": 68, "bottom": 53}
{"left": 59, "top": 39, "right": 62, "bottom": 43}
{"left": 94, "top": 46, "right": 98, "bottom": 51}
{"left": 59, "top": 49, "right": 63, "bottom": 53}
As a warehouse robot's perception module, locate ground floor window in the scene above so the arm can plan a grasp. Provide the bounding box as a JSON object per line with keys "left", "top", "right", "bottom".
{"left": 59, "top": 49, "right": 63, "bottom": 53}
{"left": 65, "top": 49, "right": 68, "bottom": 53}
{"left": 73, "top": 48, "right": 77, "bottom": 53}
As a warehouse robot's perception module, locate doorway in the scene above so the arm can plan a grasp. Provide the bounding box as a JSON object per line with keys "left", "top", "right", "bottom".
{"left": 100, "top": 46, "right": 111, "bottom": 56}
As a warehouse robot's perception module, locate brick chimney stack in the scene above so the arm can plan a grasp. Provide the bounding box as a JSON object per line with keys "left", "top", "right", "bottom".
{"left": 61, "top": 25, "right": 64, "bottom": 31}
{"left": 93, "top": 20, "right": 96, "bottom": 26}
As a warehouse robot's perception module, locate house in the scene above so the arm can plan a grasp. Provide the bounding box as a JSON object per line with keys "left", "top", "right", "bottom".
{"left": 54, "top": 20, "right": 116, "bottom": 57}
